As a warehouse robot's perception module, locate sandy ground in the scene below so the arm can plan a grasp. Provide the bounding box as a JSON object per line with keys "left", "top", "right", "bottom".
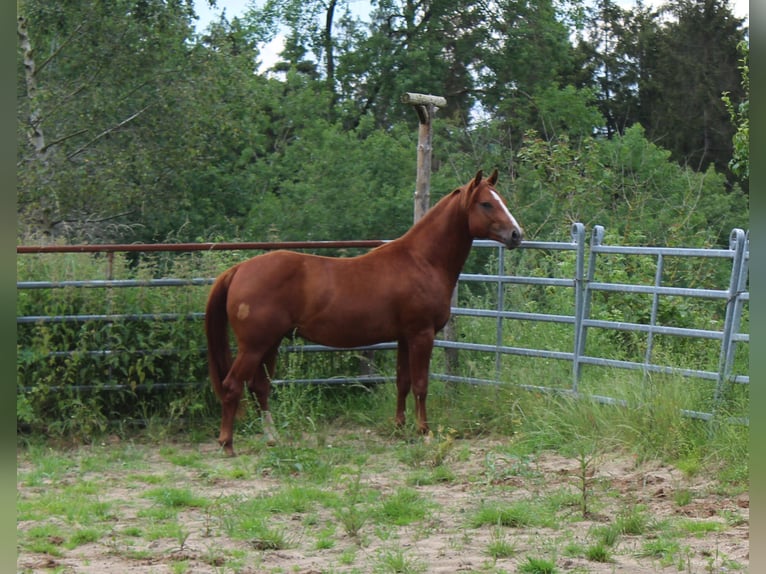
{"left": 17, "top": 432, "right": 748, "bottom": 573}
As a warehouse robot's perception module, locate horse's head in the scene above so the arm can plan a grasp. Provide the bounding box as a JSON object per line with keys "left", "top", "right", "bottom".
{"left": 462, "top": 169, "right": 524, "bottom": 249}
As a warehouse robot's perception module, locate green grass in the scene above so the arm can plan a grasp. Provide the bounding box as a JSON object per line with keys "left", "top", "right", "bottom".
{"left": 374, "top": 488, "right": 433, "bottom": 526}
{"left": 486, "top": 527, "right": 516, "bottom": 559}
{"left": 143, "top": 487, "right": 209, "bottom": 509}
{"left": 517, "top": 556, "right": 558, "bottom": 574}
{"left": 372, "top": 548, "right": 426, "bottom": 574}
{"left": 470, "top": 500, "right": 553, "bottom": 529}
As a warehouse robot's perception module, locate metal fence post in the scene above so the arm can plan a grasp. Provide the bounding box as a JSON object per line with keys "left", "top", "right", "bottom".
{"left": 571, "top": 222, "right": 587, "bottom": 393}
{"left": 495, "top": 244, "right": 505, "bottom": 380}
{"left": 714, "top": 228, "right": 748, "bottom": 404}
{"left": 644, "top": 253, "right": 665, "bottom": 378}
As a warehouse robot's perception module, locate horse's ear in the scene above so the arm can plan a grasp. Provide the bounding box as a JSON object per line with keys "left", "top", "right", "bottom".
{"left": 472, "top": 170, "right": 484, "bottom": 189}
{"left": 487, "top": 168, "right": 499, "bottom": 186}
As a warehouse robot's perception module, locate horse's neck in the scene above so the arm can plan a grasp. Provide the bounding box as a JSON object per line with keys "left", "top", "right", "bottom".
{"left": 399, "top": 193, "right": 473, "bottom": 282}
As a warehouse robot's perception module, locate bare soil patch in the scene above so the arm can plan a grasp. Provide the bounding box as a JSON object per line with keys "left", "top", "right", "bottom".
{"left": 17, "top": 430, "right": 748, "bottom": 573}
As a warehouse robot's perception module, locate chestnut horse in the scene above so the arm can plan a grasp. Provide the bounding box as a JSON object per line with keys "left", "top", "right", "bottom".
{"left": 205, "top": 169, "right": 523, "bottom": 455}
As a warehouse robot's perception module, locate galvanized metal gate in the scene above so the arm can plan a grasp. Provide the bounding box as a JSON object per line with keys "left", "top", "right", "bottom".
{"left": 17, "top": 225, "right": 749, "bottom": 422}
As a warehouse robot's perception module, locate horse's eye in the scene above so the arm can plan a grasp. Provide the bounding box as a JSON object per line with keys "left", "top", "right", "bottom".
{"left": 480, "top": 202, "right": 493, "bottom": 209}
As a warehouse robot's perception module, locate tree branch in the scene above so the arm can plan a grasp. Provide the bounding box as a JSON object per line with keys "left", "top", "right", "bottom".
{"left": 66, "top": 105, "right": 152, "bottom": 161}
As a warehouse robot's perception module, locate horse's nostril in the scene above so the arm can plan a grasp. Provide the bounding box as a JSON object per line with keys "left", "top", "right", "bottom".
{"left": 512, "top": 229, "right": 521, "bottom": 242}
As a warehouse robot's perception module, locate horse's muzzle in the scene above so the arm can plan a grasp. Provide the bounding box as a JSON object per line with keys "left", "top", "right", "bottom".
{"left": 504, "top": 228, "right": 523, "bottom": 249}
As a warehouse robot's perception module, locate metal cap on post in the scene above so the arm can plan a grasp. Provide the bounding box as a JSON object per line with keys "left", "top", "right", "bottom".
{"left": 401, "top": 92, "right": 447, "bottom": 222}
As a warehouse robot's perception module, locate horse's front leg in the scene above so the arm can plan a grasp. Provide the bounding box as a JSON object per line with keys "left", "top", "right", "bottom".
{"left": 394, "top": 341, "right": 411, "bottom": 428}
{"left": 406, "top": 330, "right": 436, "bottom": 436}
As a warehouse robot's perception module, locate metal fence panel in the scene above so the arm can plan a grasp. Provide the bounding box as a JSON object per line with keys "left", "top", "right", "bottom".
{"left": 16, "top": 225, "right": 749, "bottom": 422}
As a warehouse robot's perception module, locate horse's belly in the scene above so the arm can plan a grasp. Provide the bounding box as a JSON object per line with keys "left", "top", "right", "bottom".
{"left": 297, "top": 311, "right": 397, "bottom": 348}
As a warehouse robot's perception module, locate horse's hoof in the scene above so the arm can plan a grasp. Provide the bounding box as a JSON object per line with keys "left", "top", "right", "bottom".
{"left": 219, "top": 440, "right": 236, "bottom": 457}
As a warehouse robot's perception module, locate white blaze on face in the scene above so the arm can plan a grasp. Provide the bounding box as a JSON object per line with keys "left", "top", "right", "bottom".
{"left": 489, "top": 189, "right": 521, "bottom": 232}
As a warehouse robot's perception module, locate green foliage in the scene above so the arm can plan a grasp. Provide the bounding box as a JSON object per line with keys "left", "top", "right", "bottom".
{"left": 514, "top": 125, "right": 747, "bottom": 245}
{"left": 17, "top": 0, "right": 748, "bottom": 245}
{"left": 722, "top": 40, "right": 749, "bottom": 182}
{"left": 16, "top": 250, "right": 229, "bottom": 437}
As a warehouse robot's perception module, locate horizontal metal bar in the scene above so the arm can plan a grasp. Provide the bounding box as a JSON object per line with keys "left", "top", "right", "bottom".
{"left": 434, "top": 339, "right": 574, "bottom": 361}
{"left": 588, "top": 282, "right": 730, "bottom": 298}
{"left": 451, "top": 307, "right": 575, "bottom": 324}
{"left": 591, "top": 245, "right": 735, "bottom": 258}
{"left": 471, "top": 239, "right": 577, "bottom": 251}
{"left": 576, "top": 355, "right": 720, "bottom": 380}
{"left": 18, "top": 278, "right": 215, "bottom": 289}
{"left": 17, "top": 313, "right": 204, "bottom": 324}
{"left": 16, "top": 375, "right": 392, "bottom": 393}
{"left": 458, "top": 273, "right": 573, "bottom": 287}
{"left": 580, "top": 319, "right": 724, "bottom": 339}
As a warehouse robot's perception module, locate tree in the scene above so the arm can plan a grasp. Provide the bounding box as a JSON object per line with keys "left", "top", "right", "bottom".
{"left": 635, "top": 0, "right": 747, "bottom": 182}
{"left": 17, "top": 0, "right": 200, "bottom": 241}
{"left": 721, "top": 39, "right": 748, "bottom": 186}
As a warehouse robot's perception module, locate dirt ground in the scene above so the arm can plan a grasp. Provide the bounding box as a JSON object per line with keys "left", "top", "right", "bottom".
{"left": 17, "top": 431, "right": 749, "bottom": 573}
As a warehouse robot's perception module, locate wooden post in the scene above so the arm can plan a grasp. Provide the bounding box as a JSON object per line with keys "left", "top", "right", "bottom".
{"left": 401, "top": 92, "right": 446, "bottom": 222}
{"left": 401, "top": 92, "right": 458, "bottom": 375}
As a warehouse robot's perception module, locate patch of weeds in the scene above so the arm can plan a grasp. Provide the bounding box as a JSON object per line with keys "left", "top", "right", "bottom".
{"left": 372, "top": 547, "right": 426, "bottom": 573}
{"left": 673, "top": 488, "right": 694, "bottom": 506}
{"left": 719, "top": 509, "right": 747, "bottom": 527}
{"left": 638, "top": 537, "right": 681, "bottom": 566}
{"left": 137, "top": 505, "right": 177, "bottom": 521}
{"left": 540, "top": 487, "right": 582, "bottom": 515}
{"left": 470, "top": 500, "right": 551, "bottom": 529}
{"left": 374, "top": 488, "right": 433, "bottom": 526}
{"left": 144, "top": 520, "right": 188, "bottom": 544}
{"left": 337, "top": 505, "right": 368, "bottom": 538}
{"left": 256, "top": 445, "right": 333, "bottom": 481}
{"left": 675, "top": 518, "right": 726, "bottom": 537}
{"left": 20, "top": 523, "right": 66, "bottom": 556}
{"left": 397, "top": 426, "right": 457, "bottom": 468}
{"left": 590, "top": 523, "right": 620, "bottom": 547}
{"left": 121, "top": 526, "right": 142, "bottom": 537}
{"left": 315, "top": 535, "right": 335, "bottom": 550}
{"left": 66, "top": 527, "right": 102, "bottom": 549}
{"left": 18, "top": 447, "right": 77, "bottom": 485}
{"left": 128, "top": 472, "right": 166, "bottom": 485}
{"left": 263, "top": 484, "right": 339, "bottom": 513}
{"left": 481, "top": 451, "right": 539, "bottom": 485}
{"left": 338, "top": 547, "right": 357, "bottom": 565}
{"left": 219, "top": 499, "right": 292, "bottom": 550}
{"left": 143, "top": 487, "right": 208, "bottom": 509}
{"left": 486, "top": 527, "right": 516, "bottom": 559}
{"left": 517, "top": 555, "right": 558, "bottom": 574}
{"left": 638, "top": 537, "right": 681, "bottom": 565}
{"left": 406, "top": 465, "right": 456, "bottom": 486}
{"left": 615, "top": 504, "right": 650, "bottom": 535}
{"left": 163, "top": 451, "right": 207, "bottom": 469}
{"left": 585, "top": 543, "right": 612, "bottom": 563}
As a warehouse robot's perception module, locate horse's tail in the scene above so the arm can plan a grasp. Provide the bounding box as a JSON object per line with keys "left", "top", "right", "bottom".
{"left": 205, "top": 265, "right": 238, "bottom": 400}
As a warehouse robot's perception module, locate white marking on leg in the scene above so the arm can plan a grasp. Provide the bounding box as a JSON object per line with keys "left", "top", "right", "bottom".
{"left": 262, "top": 411, "right": 278, "bottom": 445}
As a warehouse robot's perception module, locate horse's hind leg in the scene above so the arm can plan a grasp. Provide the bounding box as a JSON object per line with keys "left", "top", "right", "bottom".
{"left": 218, "top": 349, "right": 263, "bottom": 456}
{"left": 247, "top": 345, "right": 279, "bottom": 446}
